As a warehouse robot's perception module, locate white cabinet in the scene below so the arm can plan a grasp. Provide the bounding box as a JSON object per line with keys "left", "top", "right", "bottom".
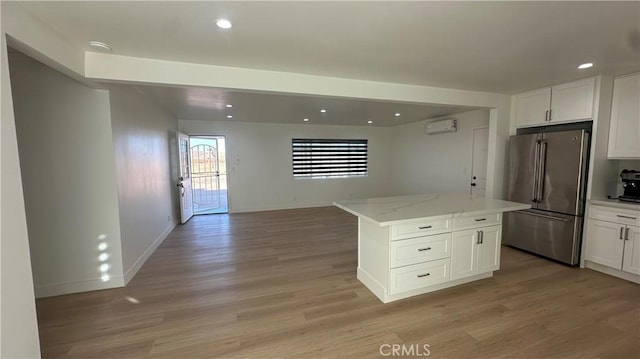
{"left": 607, "top": 73, "right": 640, "bottom": 159}
{"left": 583, "top": 204, "right": 640, "bottom": 282}
{"left": 622, "top": 225, "right": 640, "bottom": 275}
{"left": 451, "top": 225, "right": 501, "bottom": 280}
{"left": 515, "top": 87, "right": 551, "bottom": 128}
{"left": 356, "top": 210, "right": 506, "bottom": 303}
{"left": 515, "top": 77, "right": 595, "bottom": 128}
{"left": 584, "top": 219, "right": 626, "bottom": 269}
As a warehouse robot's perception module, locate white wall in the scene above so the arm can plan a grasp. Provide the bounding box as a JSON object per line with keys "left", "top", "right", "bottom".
{"left": 390, "top": 110, "right": 490, "bottom": 195}
{"left": 179, "top": 120, "right": 393, "bottom": 212}
{"left": 9, "top": 53, "right": 125, "bottom": 298}
{"left": 108, "top": 85, "right": 179, "bottom": 283}
{"left": 1, "top": 28, "right": 41, "bottom": 359}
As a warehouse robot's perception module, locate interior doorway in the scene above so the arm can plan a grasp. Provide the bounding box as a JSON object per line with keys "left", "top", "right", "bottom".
{"left": 189, "top": 136, "right": 229, "bottom": 214}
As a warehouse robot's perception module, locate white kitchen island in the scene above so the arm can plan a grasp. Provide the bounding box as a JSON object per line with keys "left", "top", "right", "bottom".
{"left": 334, "top": 193, "right": 530, "bottom": 303}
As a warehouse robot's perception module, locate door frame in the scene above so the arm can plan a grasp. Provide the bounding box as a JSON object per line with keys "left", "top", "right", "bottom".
{"left": 188, "top": 134, "right": 230, "bottom": 214}
{"left": 470, "top": 126, "right": 490, "bottom": 196}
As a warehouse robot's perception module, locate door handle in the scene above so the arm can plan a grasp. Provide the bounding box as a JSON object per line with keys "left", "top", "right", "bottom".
{"left": 532, "top": 140, "right": 541, "bottom": 202}
{"left": 537, "top": 141, "right": 547, "bottom": 201}
{"left": 625, "top": 227, "right": 630, "bottom": 241}
{"left": 476, "top": 231, "right": 481, "bottom": 244}
{"left": 545, "top": 110, "right": 549, "bottom": 122}
{"left": 518, "top": 210, "right": 571, "bottom": 222}
{"left": 480, "top": 230, "right": 484, "bottom": 244}
{"left": 471, "top": 183, "right": 477, "bottom": 187}
{"left": 620, "top": 227, "right": 624, "bottom": 240}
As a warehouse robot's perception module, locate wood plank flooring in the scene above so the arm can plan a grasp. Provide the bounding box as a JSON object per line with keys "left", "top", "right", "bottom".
{"left": 37, "top": 207, "right": 640, "bottom": 358}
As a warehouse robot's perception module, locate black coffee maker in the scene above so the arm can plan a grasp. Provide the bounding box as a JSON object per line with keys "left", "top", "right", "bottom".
{"left": 620, "top": 169, "right": 640, "bottom": 203}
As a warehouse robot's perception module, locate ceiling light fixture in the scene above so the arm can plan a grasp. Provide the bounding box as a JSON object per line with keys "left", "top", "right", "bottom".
{"left": 394, "top": 113, "right": 401, "bottom": 117}
{"left": 88, "top": 41, "right": 113, "bottom": 52}
{"left": 225, "top": 104, "right": 233, "bottom": 108}
{"left": 216, "top": 19, "right": 232, "bottom": 29}
{"left": 367, "top": 120, "right": 373, "bottom": 124}
{"left": 227, "top": 115, "right": 233, "bottom": 119}
{"left": 303, "top": 118, "right": 309, "bottom": 122}
{"left": 320, "top": 109, "right": 327, "bottom": 113}
{"left": 578, "top": 62, "right": 594, "bottom": 70}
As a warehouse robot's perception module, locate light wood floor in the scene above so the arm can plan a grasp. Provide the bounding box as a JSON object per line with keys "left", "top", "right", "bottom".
{"left": 37, "top": 207, "right": 640, "bottom": 358}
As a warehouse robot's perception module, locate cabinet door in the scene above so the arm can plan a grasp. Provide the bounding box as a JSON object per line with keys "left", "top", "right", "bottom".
{"left": 476, "top": 225, "right": 502, "bottom": 274}
{"left": 622, "top": 225, "right": 640, "bottom": 275}
{"left": 608, "top": 73, "right": 640, "bottom": 159}
{"left": 515, "top": 87, "right": 551, "bottom": 128}
{"left": 584, "top": 219, "right": 625, "bottom": 269}
{"left": 550, "top": 78, "right": 595, "bottom": 123}
{"left": 451, "top": 229, "right": 478, "bottom": 280}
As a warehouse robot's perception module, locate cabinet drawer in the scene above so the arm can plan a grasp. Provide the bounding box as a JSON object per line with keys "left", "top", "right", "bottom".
{"left": 453, "top": 212, "right": 501, "bottom": 230}
{"left": 391, "top": 216, "right": 452, "bottom": 240}
{"left": 388, "top": 258, "right": 450, "bottom": 295}
{"left": 390, "top": 233, "right": 451, "bottom": 268}
{"left": 589, "top": 205, "right": 640, "bottom": 226}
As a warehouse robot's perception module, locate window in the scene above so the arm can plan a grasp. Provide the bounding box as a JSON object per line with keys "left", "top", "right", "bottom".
{"left": 292, "top": 138, "right": 368, "bottom": 178}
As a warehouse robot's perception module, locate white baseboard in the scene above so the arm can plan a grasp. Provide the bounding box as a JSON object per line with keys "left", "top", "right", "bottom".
{"left": 123, "top": 222, "right": 176, "bottom": 284}
{"left": 584, "top": 261, "right": 640, "bottom": 284}
{"left": 35, "top": 275, "right": 125, "bottom": 299}
{"left": 230, "top": 201, "right": 331, "bottom": 213}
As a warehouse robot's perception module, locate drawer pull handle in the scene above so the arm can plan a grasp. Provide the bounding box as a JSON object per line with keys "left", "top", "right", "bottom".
{"left": 474, "top": 218, "right": 487, "bottom": 222}
{"left": 418, "top": 225, "right": 432, "bottom": 229}
{"left": 417, "top": 247, "right": 432, "bottom": 252}
{"left": 417, "top": 273, "right": 431, "bottom": 278}
{"left": 617, "top": 215, "right": 637, "bottom": 220}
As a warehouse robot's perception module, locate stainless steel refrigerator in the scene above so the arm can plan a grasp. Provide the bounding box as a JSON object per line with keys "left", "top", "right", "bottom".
{"left": 503, "top": 129, "right": 590, "bottom": 265}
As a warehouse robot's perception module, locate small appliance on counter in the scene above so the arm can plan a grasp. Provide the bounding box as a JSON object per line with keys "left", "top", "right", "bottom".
{"left": 619, "top": 169, "right": 640, "bottom": 203}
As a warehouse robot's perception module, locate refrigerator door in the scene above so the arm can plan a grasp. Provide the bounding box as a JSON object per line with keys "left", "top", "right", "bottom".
{"left": 537, "top": 130, "right": 589, "bottom": 216}
{"left": 507, "top": 133, "right": 540, "bottom": 207}
{"left": 503, "top": 210, "right": 581, "bottom": 265}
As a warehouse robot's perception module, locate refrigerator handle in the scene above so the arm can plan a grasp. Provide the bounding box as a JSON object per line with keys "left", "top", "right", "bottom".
{"left": 532, "top": 140, "right": 541, "bottom": 202}
{"left": 537, "top": 141, "right": 547, "bottom": 201}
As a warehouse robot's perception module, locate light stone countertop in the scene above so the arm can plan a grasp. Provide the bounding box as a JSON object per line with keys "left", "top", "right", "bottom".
{"left": 333, "top": 193, "right": 531, "bottom": 226}
{"left": 589, "top": 198, "right": 640, "bottom": 212}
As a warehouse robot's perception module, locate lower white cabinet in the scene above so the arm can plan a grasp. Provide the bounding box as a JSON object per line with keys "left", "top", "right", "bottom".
{"left": 584, "top": 204, "right": 640, "bottom": 281}
{"left": 357, "top": 211, "right": 505, "bottom": 303}
{"left": 451, "top": 225, "right": 501, "bottom": 280}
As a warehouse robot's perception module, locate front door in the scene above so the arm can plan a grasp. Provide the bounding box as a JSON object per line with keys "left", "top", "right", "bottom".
{"left": 470, "top": 127, "right": 489, "bottom": 196}
{"left": 177, "top": 132, "right": 194, "bottom": 224}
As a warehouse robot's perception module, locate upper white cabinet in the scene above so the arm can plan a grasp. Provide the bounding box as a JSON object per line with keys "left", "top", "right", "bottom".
{"left": 607, "top": 73, "right": 640, "bottom": 159}
{"left": 515, "top": 88, "right": 552, "bottom": 128}
{"left": 515, "top": 77, "right": 595, "bottom": 128}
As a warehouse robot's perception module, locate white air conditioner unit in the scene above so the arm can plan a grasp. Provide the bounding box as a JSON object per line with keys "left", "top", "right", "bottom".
{"left": 425, "top": 118, "right": 457, "bottom": 135}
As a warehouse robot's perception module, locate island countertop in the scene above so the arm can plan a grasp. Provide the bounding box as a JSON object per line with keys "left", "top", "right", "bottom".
{"left": 333, "top": 193, "right": 531, "bottom": 226}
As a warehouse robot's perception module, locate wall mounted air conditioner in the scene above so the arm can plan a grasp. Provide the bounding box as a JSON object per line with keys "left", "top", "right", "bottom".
{"left": 425, "top": 118, "right": 457, "bottom": 135}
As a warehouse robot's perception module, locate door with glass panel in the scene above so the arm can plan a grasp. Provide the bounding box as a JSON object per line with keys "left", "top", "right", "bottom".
{"left": 190, "top": 136, "right": 228, "bottom": 214}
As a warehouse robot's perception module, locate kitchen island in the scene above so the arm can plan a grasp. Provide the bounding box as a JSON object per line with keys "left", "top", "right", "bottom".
{"left": 334, "top": 193, "right": 530, "bottom": 303}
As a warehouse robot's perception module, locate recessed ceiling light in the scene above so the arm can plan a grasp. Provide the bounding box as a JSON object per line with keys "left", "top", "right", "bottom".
{"left": 320, "top": 109, "right": 327, "bottom": 113}
{"left": 225, "top": 104, "right": 233, "bottom": 108}
{"left": 216, "top": 19, "right": 232, "bottom": 29}
{"left": 88, "top": 41, "right": 112, "bottom": 53}
{"left": 394, "top": 113, "right": 401, "bottom": 117}
{"left": 578, "top": 62, "right": 593, "bottom": 69}
{"left": 227, "top": 115, "right": 233, "bottom": 119}
{"left": 303, "top": 118, "right": 309, "bottom": 122}
{"left": 367, "top": 120, "right": 373, "bottom": 124}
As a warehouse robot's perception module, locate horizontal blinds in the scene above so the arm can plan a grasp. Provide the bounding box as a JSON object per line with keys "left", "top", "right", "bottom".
{"left": 292, "top": 139, "right": 368, "bottom": 178}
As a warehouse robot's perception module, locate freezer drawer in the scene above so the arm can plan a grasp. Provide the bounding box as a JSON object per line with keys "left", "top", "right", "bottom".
{"left": 503, "top": 210, "right": 582, "bottom": 265}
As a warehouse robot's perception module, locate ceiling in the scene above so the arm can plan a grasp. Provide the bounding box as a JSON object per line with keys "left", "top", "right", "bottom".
{"left": 131, "top": 84, "right": 481, "bottom": 126}
{"left": 15, "top": 1, "right": 640, "bottom": 126}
